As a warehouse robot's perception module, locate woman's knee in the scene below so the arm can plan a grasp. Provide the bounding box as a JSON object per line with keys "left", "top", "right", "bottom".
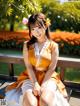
{"left": 23, "top": 92, "right": 38, "bottom": 106}
{"left": 40, "top": 95, "right": 50, "bottom": 105}
{"left": 40, "top": 90, "right": 55, "bottom": 105}
{"left": 29, "top": 99, "right": 37, "bottom": 106}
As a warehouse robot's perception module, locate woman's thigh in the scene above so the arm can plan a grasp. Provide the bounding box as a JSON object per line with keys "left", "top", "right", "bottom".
{"left": 23, "top": 90, "right": 38, "bottom": 106}
{"left": 40, "top": 79, "right": 57, "bottom": 104}
{"left": 21, "top": 79, "right": 38, "bottom": 106}
{"left": 41, "top": 79, "right": 57, "bottom": 93}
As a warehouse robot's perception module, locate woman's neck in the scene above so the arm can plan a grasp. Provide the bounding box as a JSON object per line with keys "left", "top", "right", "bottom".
{"left": 37, "top": 36, "right": 48, "bottom": 44}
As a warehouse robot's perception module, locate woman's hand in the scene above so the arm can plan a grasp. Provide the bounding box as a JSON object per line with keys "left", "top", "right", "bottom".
{"left": 33, "top": 82, "right": 41, "bottom": 97}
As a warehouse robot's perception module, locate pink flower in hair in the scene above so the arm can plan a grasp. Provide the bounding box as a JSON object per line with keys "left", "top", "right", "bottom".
{"left": 22, "top": 17, "right": 28, "bottom": 25}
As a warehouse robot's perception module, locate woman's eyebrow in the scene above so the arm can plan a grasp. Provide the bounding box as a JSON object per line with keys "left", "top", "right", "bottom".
{"left": 31, "top": 24, "right": 41, "bottom": 29}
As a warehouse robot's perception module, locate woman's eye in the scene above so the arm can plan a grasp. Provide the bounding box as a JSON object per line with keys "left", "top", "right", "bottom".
{"left": 32, "top": 28, "right": 34, "bottom": 31}
{"left": 38, "top": 26, "right": 41, "bottom": 28}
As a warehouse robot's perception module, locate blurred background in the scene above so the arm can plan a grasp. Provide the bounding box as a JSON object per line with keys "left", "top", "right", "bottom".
{"left": 0, "top": 0, "right": 80, "bottom": 82}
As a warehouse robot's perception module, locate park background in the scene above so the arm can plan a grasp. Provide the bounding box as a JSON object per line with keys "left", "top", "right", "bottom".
{"left": 0, "top": 0, "right": 80, "bottom": 83}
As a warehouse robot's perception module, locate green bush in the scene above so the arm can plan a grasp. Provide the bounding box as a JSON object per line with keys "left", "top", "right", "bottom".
{"left": 59, "top": 41, "right": 80, "bottom": 57}
{"left": 41, "top": 1, "right": 80, "bottom": 33}
{"left": 0, "top": 0, "right": 41, "bottom": 31}
{"left": 0, "top": 40, "right": 23, "bottom": 50}
{"left": 0, "top": 39, "right": 80, "bottom": 57}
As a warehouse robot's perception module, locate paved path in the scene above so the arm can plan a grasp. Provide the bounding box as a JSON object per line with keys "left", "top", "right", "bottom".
{"left": 69, "top": 97, "right": 80, "bottom": 106}
{"left": 69, "top": 91, "right": 80, "bottom": 106}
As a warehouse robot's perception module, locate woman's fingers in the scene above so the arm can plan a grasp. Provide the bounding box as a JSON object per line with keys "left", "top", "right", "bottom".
{"left": 33, "top": 90, "right": 38, "bottom": 96}
{"left": 33, "top": 88, "right": 42, "bottom": 97}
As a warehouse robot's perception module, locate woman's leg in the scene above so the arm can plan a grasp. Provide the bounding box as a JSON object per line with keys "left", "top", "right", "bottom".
{"left": 22, "top": 90, "right": 38, "bottom": 106}
{"left": 39, "top": 79, "right": 57, "bottom": 106}
{"left": 21, "top": 79, "right": 38, "bottom": 106}
{"left": 39, "top": 89, "right": 55, "bottom": 106}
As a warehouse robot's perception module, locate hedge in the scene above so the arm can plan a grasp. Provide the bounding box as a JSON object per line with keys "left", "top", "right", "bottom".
{"left": 0, "top": 31, "right": 80, "bottom": 57}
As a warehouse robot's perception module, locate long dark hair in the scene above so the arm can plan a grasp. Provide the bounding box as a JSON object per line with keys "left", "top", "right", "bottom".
{"left": 27, "top": 13, "right": 50, "bottom": 49}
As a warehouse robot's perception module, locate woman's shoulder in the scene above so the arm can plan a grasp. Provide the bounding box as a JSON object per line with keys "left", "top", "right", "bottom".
{"left": 24, "top": 40, "right": 29, "bottom": 44}
{"left": 49, "top": 39, "right": 58, "bottom": 48}
{"left": 49, "top": 40, "right": 59, "bottom": 55}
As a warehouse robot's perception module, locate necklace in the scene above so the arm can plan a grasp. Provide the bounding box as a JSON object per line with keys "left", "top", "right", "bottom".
{"left": 37, "top": 42, "right": 45, "bottom": 53}
{"left": 37, "top": 37, "right": 48, "bottom": 53}
{"left": 35, "top": 39, "right": 48, "bottom": 56}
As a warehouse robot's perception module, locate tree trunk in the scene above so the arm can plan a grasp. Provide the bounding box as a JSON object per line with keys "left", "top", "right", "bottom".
{"left": 10, "top": 15, "right": 15, "bottom": 31}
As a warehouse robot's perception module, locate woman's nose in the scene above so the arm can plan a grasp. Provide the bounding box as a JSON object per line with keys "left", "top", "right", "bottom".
{"left": 34, "top": 27, "right": 39, "bottom": 31}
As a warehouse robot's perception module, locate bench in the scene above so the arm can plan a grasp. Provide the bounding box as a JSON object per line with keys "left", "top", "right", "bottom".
{"left": 0, "top": 53, "right": 80, "bottom": 99}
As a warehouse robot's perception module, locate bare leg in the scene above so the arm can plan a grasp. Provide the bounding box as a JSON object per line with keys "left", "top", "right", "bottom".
{"left": 22, "top": 90, "right": 38, "bottom": 106}
{"left": 39, "top": 89, "right": 55, "bottom": 106}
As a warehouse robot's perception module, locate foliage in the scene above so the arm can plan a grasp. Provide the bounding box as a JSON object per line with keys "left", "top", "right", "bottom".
{"left": 50, "top": 31, "right": 80, "bottom": 57}
{"left": 40, "top": 0, "right": 80, "bottom": 33}
{"left": 0, "top": 0, "right": 80, "bottom": 33}
{"left": 0, "top": 0, "right": 41, "bottom": 31}
{"left": 0, "top": 31, "right": 29, "bottom": 49}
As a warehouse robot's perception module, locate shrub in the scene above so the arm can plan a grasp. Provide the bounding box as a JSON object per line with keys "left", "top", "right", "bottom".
{"left": 0, "top": 30, "right": 80, "bottom": 57}
{"left": 41, "top": 1, "right": 80, "bottom": 33}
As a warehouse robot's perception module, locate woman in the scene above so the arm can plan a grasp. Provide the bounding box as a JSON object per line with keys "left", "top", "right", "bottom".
{"left": 5, "top": 13, "right": 70, "bottom": 106}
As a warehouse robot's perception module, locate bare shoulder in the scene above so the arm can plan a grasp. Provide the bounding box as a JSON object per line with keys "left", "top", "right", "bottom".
{"left": 24, "top": 40, "right": 29, "bottom": 44}
{"left": 23, "top": 40, "right": 29, "bottom": 48}
{"left": 23, "top": 41, "right": 29, "bottom": 51}
{"left": 50, "top": 40, "right": 58, "bottom": 49}
{"left": 50, "top": 40, "right": 59, "bottom": 55}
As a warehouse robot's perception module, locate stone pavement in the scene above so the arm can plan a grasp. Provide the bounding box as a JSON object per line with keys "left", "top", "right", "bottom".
{"left": 69, "top": 91, "right": 80, "bottom": 106}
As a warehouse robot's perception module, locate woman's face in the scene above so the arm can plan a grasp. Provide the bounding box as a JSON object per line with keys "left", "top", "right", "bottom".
{"left": 30, "top": 22, "right": 46, "bottom": 41}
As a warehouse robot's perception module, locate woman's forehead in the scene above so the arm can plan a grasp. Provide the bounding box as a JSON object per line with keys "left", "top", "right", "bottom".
{"left": 30, "top": 22, "right": 41, "bottom": 28}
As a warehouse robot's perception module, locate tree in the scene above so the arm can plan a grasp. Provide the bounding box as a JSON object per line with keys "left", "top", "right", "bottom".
{"left": 40, "top": 0, "right": 80, "bottom": 33}
{"left": 0, "top": 0, "right": 41, "bottom": 31}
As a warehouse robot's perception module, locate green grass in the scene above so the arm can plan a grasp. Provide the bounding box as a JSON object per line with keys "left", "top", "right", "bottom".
{"left": 0, "top": 48, "right": 22, "bottom": 55}
{"left": 57, "top": 67, "right": 80, "bottom": 82}
{"left": 0, "top": 63, "right": 25, "bottom": 76}
{"left": 65, "top": 68, "right": 80, "bottom": 82}
{"left": 0, "top": 48, "right": 25, "bottom": 76}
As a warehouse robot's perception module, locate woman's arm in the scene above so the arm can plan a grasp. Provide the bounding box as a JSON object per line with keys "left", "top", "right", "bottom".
{"left": 41, "top": 43, "right": 59, "bottom": 85}
{"left": 23, "top": 41, "right": 41, "bottom": 96}
{"left": 23, "top": 41, "right": 38, "bottom": 84}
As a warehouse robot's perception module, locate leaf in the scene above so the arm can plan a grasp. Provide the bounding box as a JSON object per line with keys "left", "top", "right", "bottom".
{"left": 6, "top": 8, "right": 13, "bottom": 16}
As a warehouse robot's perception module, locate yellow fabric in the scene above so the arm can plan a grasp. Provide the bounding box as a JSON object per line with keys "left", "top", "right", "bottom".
{"left": 28, "top": 47, "right": 51, "bottom": 68}
{"left": 5, "top": 42, "right": 68, "bottom": 97}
